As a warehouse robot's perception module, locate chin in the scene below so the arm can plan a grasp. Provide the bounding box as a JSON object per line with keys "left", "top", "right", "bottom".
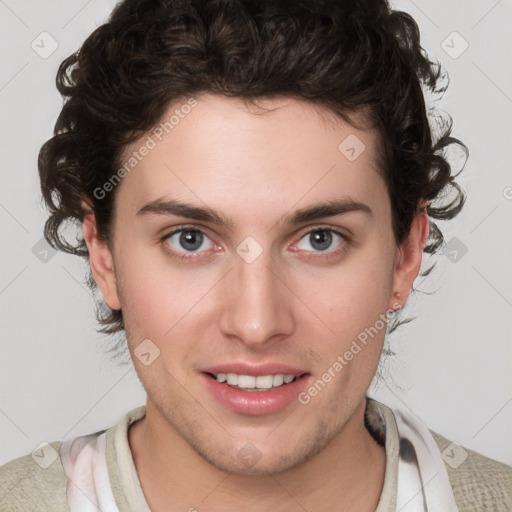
{"left": 199, "top": 447, "right": 301, "bottom": 476}
{"left": 192, "top": 425, "right": 330, "bottom": 477}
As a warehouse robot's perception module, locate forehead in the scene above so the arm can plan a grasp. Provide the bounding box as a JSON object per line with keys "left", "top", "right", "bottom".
{"left": 114, "top": 93, "right": 387, "bottom": 224}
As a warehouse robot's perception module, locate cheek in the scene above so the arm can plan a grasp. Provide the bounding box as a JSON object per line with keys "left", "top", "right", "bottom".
{"left": 290, "top": 247, "right": 396, "bottom": 377}
{"left": 297, "top": 246, "right": 394, "bottom": 331}
{"left": 114, "top": 246, "right": 179, "bottom": 339}
{"left": 114, "top": 245, "right": 219, "bottom": 346}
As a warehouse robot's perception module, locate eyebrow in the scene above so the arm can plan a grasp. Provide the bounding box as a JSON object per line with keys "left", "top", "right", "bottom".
{"left": 136, "top": 197, "right": 373, "bottom": 228}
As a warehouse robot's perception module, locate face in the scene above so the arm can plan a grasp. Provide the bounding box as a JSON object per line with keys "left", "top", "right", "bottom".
{"left": 86, "top": 93, "right": 425, "bottom": 476}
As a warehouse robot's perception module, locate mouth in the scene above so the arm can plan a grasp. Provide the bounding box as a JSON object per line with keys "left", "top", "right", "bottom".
{"left": 200, "top": 369, "right": 312, "bottom": 415}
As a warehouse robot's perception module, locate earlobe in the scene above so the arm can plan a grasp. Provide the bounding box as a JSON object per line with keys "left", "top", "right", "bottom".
{"left": 389, "top": 205, "right": 430, "bottom": 309}
{"left": 81, "top": 204, "right": 121, "bottom": 311}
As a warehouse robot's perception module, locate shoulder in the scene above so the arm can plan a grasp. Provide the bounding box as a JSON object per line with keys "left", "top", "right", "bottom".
{"left": 0, "top": 441, "right": 69, "bottom": 511}
{"left": 430, "top": 430, "right": 512, "bottom": 511}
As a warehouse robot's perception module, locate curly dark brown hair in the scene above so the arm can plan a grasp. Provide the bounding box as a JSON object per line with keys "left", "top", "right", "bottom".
{"left": 38, "top": 0, "right": 467, "bottom": 342}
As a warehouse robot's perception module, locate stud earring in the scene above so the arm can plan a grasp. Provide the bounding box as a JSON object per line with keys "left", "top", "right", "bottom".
{"left": 392, "top": 291, "right": 402, "bottom": 311}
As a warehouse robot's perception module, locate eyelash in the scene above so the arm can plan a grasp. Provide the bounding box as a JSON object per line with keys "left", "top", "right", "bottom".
{"left": 160, "top": 225, "right": 349, "bottom": 262}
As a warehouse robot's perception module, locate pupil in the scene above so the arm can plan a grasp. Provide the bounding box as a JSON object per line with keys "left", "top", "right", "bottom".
{"left": 311, "top": 230, "right": 332, "bottom": 251}
{"left": 180, "top": 230, "right": 203, "bottom": 251}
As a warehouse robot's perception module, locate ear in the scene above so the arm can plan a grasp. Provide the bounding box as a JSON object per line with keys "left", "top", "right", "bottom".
{"left": 81, "top": 199, "right": 121, "bottom": 310}
{"left": 389, "top": 200, "right": 430, "bottom": 309}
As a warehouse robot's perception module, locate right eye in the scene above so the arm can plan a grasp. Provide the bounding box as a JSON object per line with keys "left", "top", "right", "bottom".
{"left": 162, "top": 227, "right": 217, "bottom": 260}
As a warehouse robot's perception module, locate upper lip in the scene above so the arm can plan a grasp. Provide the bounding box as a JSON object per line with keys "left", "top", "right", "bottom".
{"left": 201, "top": 363, "right": 309, "bottom": 377}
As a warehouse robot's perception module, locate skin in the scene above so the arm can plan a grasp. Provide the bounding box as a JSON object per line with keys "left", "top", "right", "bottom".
{"left": 83, "top": 93, "right": 429, "bottom": 512}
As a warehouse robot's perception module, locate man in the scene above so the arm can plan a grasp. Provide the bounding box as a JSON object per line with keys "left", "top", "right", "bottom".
{"left": 1, "top": 0, "right": 510, "bottom": 510}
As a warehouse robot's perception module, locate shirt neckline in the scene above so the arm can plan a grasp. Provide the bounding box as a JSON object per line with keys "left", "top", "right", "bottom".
{"left": 105, "top": 398, "right": 399, "bottom": 511}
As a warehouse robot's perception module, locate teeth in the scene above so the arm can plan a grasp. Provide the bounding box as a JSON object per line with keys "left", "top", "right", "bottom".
{"left": 214, "top": 373, "right": 298, "bottom": 389}
{"left": 237, "top": 375, "right": 256, "bottom": 388}
{"left": 272, "top": 374, "right": 284, "bottom": 387}
{"left": 256, "top": 375, "right": 273, "bottom": 389}
{"left": 226, "top": 373, "right": 238, "bottom": 385}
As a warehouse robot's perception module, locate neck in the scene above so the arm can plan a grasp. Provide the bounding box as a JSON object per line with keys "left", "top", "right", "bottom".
{"left": 129, "top": 398, "right": 386, "bottom": 512}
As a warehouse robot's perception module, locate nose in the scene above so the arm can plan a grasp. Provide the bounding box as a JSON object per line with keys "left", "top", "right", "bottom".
{"left": 218, "top": 249, "right": 295, "bottom": 350}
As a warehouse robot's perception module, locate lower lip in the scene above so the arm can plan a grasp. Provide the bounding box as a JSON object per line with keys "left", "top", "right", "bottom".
{"left": 201, "top": 373, "right": 311, "bottom": 415}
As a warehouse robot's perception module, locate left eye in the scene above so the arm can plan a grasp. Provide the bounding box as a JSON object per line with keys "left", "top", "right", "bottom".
{"left": 164, "top": 229, "right": 214, "bottom": 254}
{"left": 295, "top": 229, "right": 345, "bottom": 252}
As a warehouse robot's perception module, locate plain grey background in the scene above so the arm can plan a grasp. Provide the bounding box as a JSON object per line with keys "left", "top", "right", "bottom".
{"left": 1, "top": 0, "right": 511, "bottom": 467}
